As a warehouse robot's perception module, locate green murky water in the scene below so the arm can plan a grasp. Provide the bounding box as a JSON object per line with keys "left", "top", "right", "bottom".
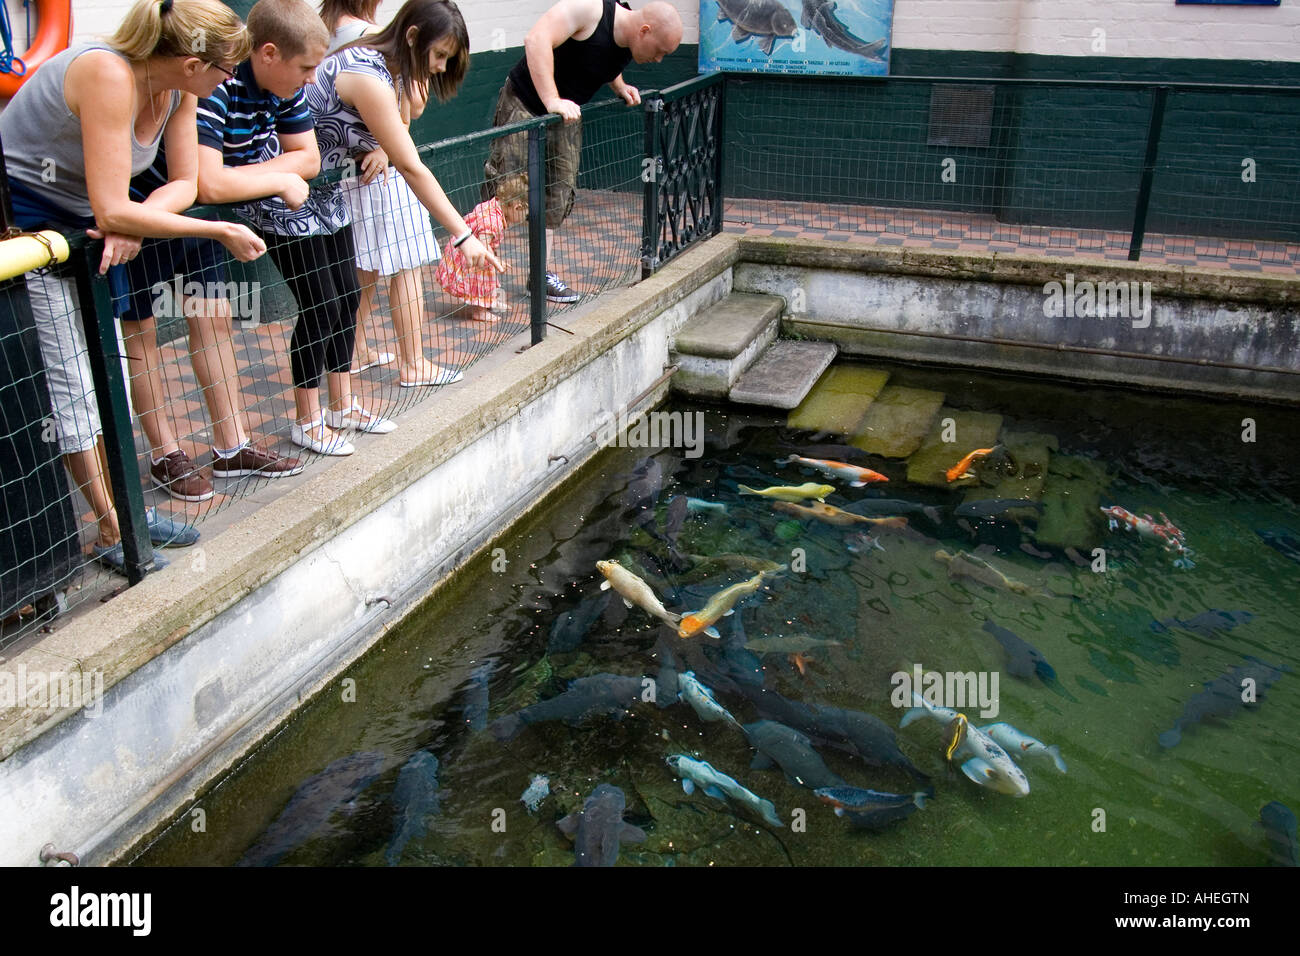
{"left": 130, "top": 362, "right": 1300, "bottom": 866}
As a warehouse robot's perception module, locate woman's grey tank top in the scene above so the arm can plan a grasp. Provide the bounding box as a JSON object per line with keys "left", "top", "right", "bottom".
{"left": 328, "top": 21, "right": 372, "bottom": 55}
{"left": 0, "top": 42, "right": 183, "bottom": 218}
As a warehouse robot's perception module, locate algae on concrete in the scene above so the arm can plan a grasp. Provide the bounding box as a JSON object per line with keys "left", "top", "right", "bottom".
{"left": 850, "top": 386, "right": 946, "bottom": 459}
{"left": 906, "top": 409, "right": 1003, "bottom": 487}
{"left": 1034, "top": 454, "right": 1110, "bottom": 552}
{"left": 787, "top": 365, "right": 891, "bottom": 434}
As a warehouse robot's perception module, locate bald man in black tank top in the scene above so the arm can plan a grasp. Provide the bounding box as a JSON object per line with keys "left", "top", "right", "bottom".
{"left": 483, "top": 0, "right": 683, "bottom": 303}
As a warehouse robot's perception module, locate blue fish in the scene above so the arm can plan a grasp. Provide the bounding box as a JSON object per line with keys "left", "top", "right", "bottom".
{"left": 457, "top": 662, "right": 495, "bottom": 731}
{"left": 982, "top": 620, "right": 1056, "bottom": 683}
{"left": 557, "top": 784, "right": 646, "bottom": 866}
{"left": 385, "top": 751, "right": 441, "bottom": 866}
{"left": 1259, "top": 801, "right": 1299, "bottom": 867}
{"left": 1151, "top": 610, "right": 1255, "bottom": 640}
{"left": 1257, "top": 527, "right": 1300, "bottom": 565}
{"left": 1159, "top": 657, "right": 1287, "bottom": 748}
{"left": 815, "top": 786, "right": 931, "bottom": 829}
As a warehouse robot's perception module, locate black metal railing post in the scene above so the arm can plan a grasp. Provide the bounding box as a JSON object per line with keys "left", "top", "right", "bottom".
{"left": 712, "top": 78, "right": 726, "bottom": 239}
{"left": 641, "top": 95, "right": 664, "bottom": 279}
{"left": 1129, "top": 85, "right": 1169, "bottom": 261}
{"left": 70, "top": 246, "right": 154, "bottom": 583}
{"left": 527, "top": 123, "right": 548, "bottom": 345}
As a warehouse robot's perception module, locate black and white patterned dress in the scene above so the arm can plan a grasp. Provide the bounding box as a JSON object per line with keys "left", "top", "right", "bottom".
{"left": 293, "top": 46, "right": 439, "bottom": 272}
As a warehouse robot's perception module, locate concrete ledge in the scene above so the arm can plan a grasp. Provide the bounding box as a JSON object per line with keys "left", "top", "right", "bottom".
{"left": 0, "top": 235, "right": 741, "bottom": 866}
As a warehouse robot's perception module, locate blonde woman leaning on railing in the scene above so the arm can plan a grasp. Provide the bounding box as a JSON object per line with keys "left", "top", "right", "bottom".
{"left": 0, "top": 0, "right": 265, "bottom": 574}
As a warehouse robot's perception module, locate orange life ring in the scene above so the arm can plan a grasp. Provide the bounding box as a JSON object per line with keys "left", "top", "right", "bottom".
{"left": 0, "top": 0, "right": 73, "bottom": 99}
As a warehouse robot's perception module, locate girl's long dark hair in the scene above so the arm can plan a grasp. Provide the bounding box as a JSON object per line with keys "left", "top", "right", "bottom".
{"left": 338, "top": 0, "right": 469, "bottom": 104}
{"left": 318, "top": 0, "right": 381, "bottom": 35}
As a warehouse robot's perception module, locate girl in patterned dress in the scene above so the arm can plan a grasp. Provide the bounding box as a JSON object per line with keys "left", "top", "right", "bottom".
{"left": 435, "top": 174, "right": 527, "bottom": 322}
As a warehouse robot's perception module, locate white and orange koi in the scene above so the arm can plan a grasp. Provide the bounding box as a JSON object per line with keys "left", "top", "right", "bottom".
{"left": 778, "top": 455, "right": 889, "bottom": 487}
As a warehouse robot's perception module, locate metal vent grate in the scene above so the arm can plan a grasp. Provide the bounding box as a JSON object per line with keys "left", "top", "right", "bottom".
{"left": 927, "top": 85, "right": 995, "bottom": 148}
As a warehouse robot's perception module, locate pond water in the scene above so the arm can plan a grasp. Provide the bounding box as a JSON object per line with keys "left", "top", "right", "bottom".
{"left": 130, "top": 361, "right": 1300, "bottom": 867}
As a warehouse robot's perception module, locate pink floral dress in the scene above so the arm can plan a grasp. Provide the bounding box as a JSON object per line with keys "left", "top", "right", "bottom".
{"left": 435, "top": 197, "right": 506, "bottom": 309}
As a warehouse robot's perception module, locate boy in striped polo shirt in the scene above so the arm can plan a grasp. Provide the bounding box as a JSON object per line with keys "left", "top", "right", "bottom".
{"left": 195, "top": 0, "right": 393, "bottom": 457}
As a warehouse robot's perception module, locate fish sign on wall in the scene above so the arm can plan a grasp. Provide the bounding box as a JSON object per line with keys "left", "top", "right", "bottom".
{"left": 699, "top": 0, "right": 894, "bottom": 76}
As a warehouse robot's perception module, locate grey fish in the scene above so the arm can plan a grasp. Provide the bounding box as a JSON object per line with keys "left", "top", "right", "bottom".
{"left": 801, "top": 0, "right": 887, "bottom": 60}
{"left": 745, "top": 720, "right": 848, "bottom": 790}
{"left": 846, "top": 498, "right": 943, "bottom": 524}
{"left": 1151, "top": 609, "right": 1255, "bottom": 640}
{"left": 547, "top": 592, "right": 614, "bottom": 653}
{"left": 1158, "top": 657, "right": 1287, "bottom": 748}
{"left": 738, "top": 686, "right": 928, "bottom": 782}
{"left": 557, "top": 784, "right": 647, "bottom": 867}
{"left": 490, "top": 673, "right": 646, "bottom": 742}
{"left": 744, "top": 633, "right": 843, "bottom": 654}
{"left": 815, "top": 785, "right": 931, "bottom": 829}
{"left": 458, "top": 662, "right": 495, "bottom": 731}
{"left": 1257, "top": 527, "right": 1300, "bottom": 565}
{"left": 955, "top": 499, "right": 1045, "bottom": 519}
{"left": 664, "top": 494, "right": 688, "bottom": 545}
{"left": 622, "top": 456, "right": 663, "bottom": 514}
{"left": 982, "top": 620, "right": 1056, "bottom": 682}
{"left": 1259, "top": 801, "right": 1299, "bottom": 867}
{"left": 385, "top": 751, "right": 440, "bottom": 866}
{"left": 653, "top": 637, "right": 681, "bottom": 709}
{"left": 239, "top": 751, "right": 386, "bottom": 866}
{"left": 716, "top": 0, "right": 798, "bottom": 56}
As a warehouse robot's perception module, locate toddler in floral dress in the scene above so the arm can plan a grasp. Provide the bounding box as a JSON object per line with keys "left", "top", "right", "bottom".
{"left": 435, "top": 174, "right": 528, "bottom": 322}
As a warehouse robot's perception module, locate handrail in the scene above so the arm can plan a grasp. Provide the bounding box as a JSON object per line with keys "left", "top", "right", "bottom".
{"left": 727, "top": 72, "right": 1300, "bottom": 96}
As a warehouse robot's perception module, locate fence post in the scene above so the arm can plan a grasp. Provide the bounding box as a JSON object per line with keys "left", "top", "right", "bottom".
{"left": 70, "top": 246, "right": 154, "bottom": 584}
{"left": 641, "top": 95, "right": 664, "bottom": 279}
{"left": 712, "top": 77, "right": 725, "bottom": 239}
{"left": 527, "top": 123, "right": 548, "bottom": 346}
{"left": 1129, "top": 85, "right": 1168, "bottom": 262}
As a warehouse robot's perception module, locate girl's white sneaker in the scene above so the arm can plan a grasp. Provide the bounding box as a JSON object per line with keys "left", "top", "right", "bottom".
{"left": 291, "top": 417, "right": 356, "bottom": 455}
{"left": 324, "top": 399, "right": 397, "bottom": 434}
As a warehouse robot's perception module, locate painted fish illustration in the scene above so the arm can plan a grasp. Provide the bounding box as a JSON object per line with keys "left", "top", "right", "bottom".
{"left": 815, "top": 786, "right": 931, "bottom": 829}
{"left": 557, "top": 784, "right": 647, "bottom": 867}
{"left": 386, "top": 750, "right": 441, "bottom": 866}
{"left": 678, "top": 569, "right": 781, "bottom": 639}
{"left": 666, "top": 754, "right": 784, "bottom": 827}
{"left": 596, "top": 559, "right": 682, "bottom": 627}
{"left": 800, "top": 0, "right": 887, "bottom": 60}
{"left": 778, "top": 455, "right": 888, "bottom": 487}
{"left": 739, "top": 481, "right": 835, "bottom": 502}
{"left": 1158, "top": 657, "right": 1286, "bottom": 748}
{"left": 716, "top": 0, "right": 798, "bottom": 56}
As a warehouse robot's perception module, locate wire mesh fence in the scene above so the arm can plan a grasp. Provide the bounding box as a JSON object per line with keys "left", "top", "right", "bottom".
{"left": 723, "top": 75, "right": 1300, "bottom": 267}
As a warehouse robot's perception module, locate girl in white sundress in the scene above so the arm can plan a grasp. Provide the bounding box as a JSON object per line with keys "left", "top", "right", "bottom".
{"left": 314, "top": 0, "right": 488, "bottom": 386}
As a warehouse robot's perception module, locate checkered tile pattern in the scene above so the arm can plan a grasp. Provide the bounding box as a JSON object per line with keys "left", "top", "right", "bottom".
{"left": 724, "top": 198, "right": 1300, "bottom": 274}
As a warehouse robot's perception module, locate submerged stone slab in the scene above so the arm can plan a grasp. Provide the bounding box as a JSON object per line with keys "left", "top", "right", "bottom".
{"left": 671, "top": 293, "right": 784, "bottom": 399}
{"left": 906, "top": 409, "right": 1004, "bottom": 487}
{"left": 729, "top": 340, "right": 839, "bottom": 410}
{"left": 850, "top": 386, "right": 946, "bottom": 459}
{"left": 1034, "top": 454, "right": 1110, "bottom": 551}
{"left": 966, "top": 430, "right": 1057, "bottom": 509}
{"left": 672, "top": 292, "right": 784, "bottom": 359}
{"left": 787, "top": 365, "right": 891, "bottom": 434}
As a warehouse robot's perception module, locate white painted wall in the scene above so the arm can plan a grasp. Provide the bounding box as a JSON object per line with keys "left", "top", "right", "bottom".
{"left": 3, "top": 0, "right": 1298, "bottom": 74}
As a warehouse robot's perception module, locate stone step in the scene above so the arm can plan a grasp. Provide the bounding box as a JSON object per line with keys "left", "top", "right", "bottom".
{"left": 905, "top": 409, "right": 1004, "bottom": 487}
{"left": 671, "top": 292, "right": 784, "bottom": 399}
{"left": 850, "top": 385, "right": 946, "bottom": 459}
{"left": 787, "top": 365, "right": 891, "bottom": 434}
{"left": 729, "top": 340, "right": 839, "bottom": 410}
{"left": 1034, "top": 454, "right": 1110, "bottom": 552}
{"left": 969, "top": 430, "right": 1058, "bottom": 512}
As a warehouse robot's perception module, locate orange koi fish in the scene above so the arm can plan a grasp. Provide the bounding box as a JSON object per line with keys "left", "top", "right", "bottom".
{"left": 946, "top": 448, "right": 995, "bottom": 483}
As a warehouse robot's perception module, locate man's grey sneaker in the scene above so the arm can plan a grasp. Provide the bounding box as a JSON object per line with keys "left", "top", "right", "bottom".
{"left": 544, "top": 272, "right": 580, "bottom": 303}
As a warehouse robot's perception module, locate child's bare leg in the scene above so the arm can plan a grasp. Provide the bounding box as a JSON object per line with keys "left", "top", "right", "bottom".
{"left": 187, "top": 295, "right": 249, "bottom": 451}
{"left": 66, "top": 442, "right": 119, "bottom": 547}
{"left": 391, "top": 267, "right": 446, "bottom": 381}
{"left": 121, "top": 316, "right": 181, "bottom": 459}
{"left": 350, "top": 267, "right": 387, "bottom": 372}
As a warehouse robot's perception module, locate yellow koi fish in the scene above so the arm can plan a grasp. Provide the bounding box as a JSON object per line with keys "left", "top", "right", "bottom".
{"left": 738, "top": 482, "right": 835, "bottom": 503}
{"left": 677, "top": 569, "right": 784, "bottom": 639}
{"left": 596, "top": 560, "right": 681, "bottom": 626}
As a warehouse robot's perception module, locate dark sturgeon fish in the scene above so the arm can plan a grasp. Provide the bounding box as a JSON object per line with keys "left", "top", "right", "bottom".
{"left": 1158, "top": 657, "right": 1287, "bottom": 748}
{"left": 801, "top": 0, "right": 887, "bottom": 61}
{"left": 745, "top": 720, "right": 848, "bottom": 790}
{"left": 557, "top": 784, "right": 647, "bottom": 867}
{"left": 981, "top": 620, "right": 1056, "bottom": 682}
{"left": 1257, "top": 527, "right": 1300, "bottom": 565}
{"left": 547, "top": 592, "right": 614, "bottom": 653}
{"left": 738, "top": 686, "right": 928, "bottom": 781}
{"left": 716, "top": 0, "right": 798, "bottom": 56}
{"left": 1259, "top": 801, "right": 1299, "bottom": 867}
{"left": 238, "top": 751, "right": 386, "bottom": 866}
{"left": 1151, "top": 609, "right": 1255, "bottom": 640}
{"left": 490, "top": 674, "right": 646, "bottom": 742}
{"left": 457, "top": 662, "right": 495, "bottom": 731}
{"left": 846, "top": 498, "right": 943, "bottom": 524}
{"left": 386, "top": 751, "right": 441, "bottom": 866}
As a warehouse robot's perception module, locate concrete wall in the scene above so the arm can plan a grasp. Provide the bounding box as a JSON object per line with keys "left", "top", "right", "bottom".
{"left": 0, "top": 237, "right": 734, "bottom": 867}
